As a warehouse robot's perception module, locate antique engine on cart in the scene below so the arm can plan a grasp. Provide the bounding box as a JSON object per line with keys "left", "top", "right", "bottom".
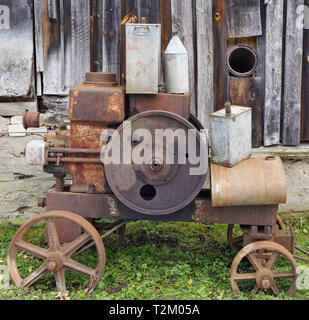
{"left": 7, "top": 21, "right": 307, "bottom": 297}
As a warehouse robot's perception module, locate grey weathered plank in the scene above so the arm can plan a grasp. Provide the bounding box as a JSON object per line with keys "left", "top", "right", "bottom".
{"left": 102, "top": 0, "right": 121, "bottom": 82}
{"left": 71, "top": 0, "right": 91, "bottom": 86}
{"left": 0, "top": 102, "right": 37, "bottom": 117}
{"left": 34, "top": 0, "right": 45, "bottom": 72}
{"left": 0, "top": 0, "right": 35, "bottom": 98}
{"left": 170, "top": 0, "right": 196, "bottom": 115}
{"left": 301, "top": 0, "right": 309, "bottom": 141}
{"left": 196, "top": 0, "right": 214, "bottom": 130}
{"left": 137, "top": 0, "right": 161, "bottom": 23}
{"left": 226, "top": 0, "right": 262, "bottom": 38}
{"left": 282, "top": 0, "right": 304, "bottom": 146}
{"left": 264, "top": 0, "right": 284, "bottom": 146}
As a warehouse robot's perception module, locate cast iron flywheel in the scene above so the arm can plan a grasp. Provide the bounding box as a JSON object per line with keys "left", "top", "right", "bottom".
{"left": 104, "top": 111, "right": 208, "bottom": 215}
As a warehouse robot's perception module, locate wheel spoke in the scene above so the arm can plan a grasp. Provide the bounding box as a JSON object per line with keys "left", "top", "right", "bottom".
{"left": 273, "top": 271, "right": 296, "bottom": 279}
{"left": 15, "top": 240, "right": 49, "bottom": 260}
{"left": 233, "top": 273, "right": 257, "bottom": 281}
{"left": 22, "top": 263, "right": 48, "bottom": 289}
{"left": 64, "top": 258, "right": 96, "bottom": 277}
{"left": 266, "top": 251, "right": 279, "bottom": 270}
{"left": 55, "top": 268, "right": 66, "bottom": 293}
{"left": 253, "top": 284, "right": 259, "bottom": 293}
{"left": 247, "top": 253, "right": 262, "bottom": 271}
{"left": 62, "top": 232, "right": 92, "bottom": 257}
{"left": 46, "top": 218, "right": 61, "bottom": 250}
{"left": 271, "top": 283, "right": 280, "bottom": 296}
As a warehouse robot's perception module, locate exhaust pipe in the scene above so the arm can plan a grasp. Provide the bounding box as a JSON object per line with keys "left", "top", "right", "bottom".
{"left": 226, "top": 45, "right": 258, "bottom": 77}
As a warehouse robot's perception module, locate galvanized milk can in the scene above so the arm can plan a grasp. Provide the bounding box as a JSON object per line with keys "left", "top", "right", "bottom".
{"left": 164, "top": 34, "right": 189, "bottom": 94}
{"left": 126, "top": 23, "right": 161, "bottom": 94}
{"left": 210, "top": 102, "right": 252, "bottom": 167}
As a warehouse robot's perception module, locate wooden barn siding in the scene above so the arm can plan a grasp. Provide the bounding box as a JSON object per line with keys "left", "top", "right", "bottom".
{"left": 0, "top": 0, "right": 307, "bottom": 148}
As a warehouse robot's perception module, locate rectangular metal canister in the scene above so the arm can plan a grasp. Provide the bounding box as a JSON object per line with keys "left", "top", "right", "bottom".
{"left": 128, "top": 92, "right": 191, "bottom": 119}
{"left": 126, "top": 23, "right": 161, "bottom": 94}
{"left": 210, "top": 105, "right": 252, "bottom": 167}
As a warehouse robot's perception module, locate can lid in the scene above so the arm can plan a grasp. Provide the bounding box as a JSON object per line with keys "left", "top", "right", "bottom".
{"left": 164, "top": 34, "right": 188, "bottom": 55}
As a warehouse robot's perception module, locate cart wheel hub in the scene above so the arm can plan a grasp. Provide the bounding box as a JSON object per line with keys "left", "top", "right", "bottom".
{"left": 256, "top": 269, "right": 273, "bottom": 290}
{"left": 46, "top": 254, "right": 63, "bottom": 272}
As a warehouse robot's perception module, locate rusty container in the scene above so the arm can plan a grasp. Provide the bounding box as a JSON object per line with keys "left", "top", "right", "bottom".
{"left": 128, "top": 92, "right": 191, "bottom": 119}
{"left": 211, "top": 156, "right": 287, "bottom": 207}
{"left": 210, "top": 104, "right": 252, "bottom": 167}
{"left": 67, "top": 72, "right": 125, "bottom": 194}
{"left": 125, "top": 23, "right": 161, "bottom": 94}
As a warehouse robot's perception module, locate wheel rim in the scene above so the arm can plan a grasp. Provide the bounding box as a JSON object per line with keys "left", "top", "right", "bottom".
{"left": 7, "top": 211, "right": 105, "bottom": 294}
{"left": 230, "top": 241, "right": 298, "bottom": 297}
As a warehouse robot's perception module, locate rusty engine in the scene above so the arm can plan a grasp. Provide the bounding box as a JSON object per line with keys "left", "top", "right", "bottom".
{"left": 8, "top": 22, "right": 307, "bottom": 297}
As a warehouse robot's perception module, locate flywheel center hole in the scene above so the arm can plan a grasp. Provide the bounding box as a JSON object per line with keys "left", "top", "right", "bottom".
{"left": 140, "top": 185, "right": 156, "bottom": 201}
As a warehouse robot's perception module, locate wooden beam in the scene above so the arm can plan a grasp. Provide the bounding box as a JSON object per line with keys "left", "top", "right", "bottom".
{"left": 196, "top": 0, "right": 214, "bottom": 130}
{"left": 170, "top": 0, "right": 196, "bottom": 115}
{"left": 264, "top": 0, "right": 284, "bottom": 146}
{"left": 0, "top": 102, "right": 37, "bottom": 117}
{"left": 282, "top": 0, "right": 304, "bottom": 146}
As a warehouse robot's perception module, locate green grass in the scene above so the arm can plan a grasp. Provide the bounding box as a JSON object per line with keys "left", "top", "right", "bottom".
{"left": 0, "top": 217, "right": 308, "bottom": 300}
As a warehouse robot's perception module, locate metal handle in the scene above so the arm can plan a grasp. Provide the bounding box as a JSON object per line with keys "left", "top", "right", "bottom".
{"left": 134, "top": 26, "right": 150, "bottom": 36}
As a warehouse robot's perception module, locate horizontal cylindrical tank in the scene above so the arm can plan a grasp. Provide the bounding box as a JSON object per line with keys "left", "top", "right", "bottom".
{"left": 211, "top": 156, "right": 287, "bottom": 207}
{"left": 164, "top": 34, "right": 189, "bottom": 93}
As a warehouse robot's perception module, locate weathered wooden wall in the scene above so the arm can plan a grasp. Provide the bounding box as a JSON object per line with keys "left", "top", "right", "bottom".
{"left": 0, "top": 0, "right": 308, "bottom": 147}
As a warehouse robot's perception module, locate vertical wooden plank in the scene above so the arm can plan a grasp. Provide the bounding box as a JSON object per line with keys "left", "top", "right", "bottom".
{"left": 161, "top": 0, "right": 172, "bottom": 51}
{"left": 170, "top": 0, "right": 196, "bottom": 115}
{"left": 137, "top": 0, "right": 161, "bottom": 23}
{"left": 282, "top": 0, "right": 304, "bottom": 146}
{"left": 91, "top": 0, "right": 103, "bottom": 72}
{"left": 71, "top": 0, "right": 91, "bottom": 86}
{"left": 34, "top": 0, "right": 45, "bottom": 72}
{"left": 196, "top": 0, "right": 214, "bottom": 130}
{"left": 226, "top": 0, "right": 262, "bottom": 38}
{"left": 301, "top": 0, "right": 309, "bottom": 141}
{"left": 263, "top": 0, "right": 284, "bottom": 146}
{"left": 214, "top": 0, "right": 228, "bottom": 110}
{"left": 43, "top": 0, "right": 63, "bottom": 94}
{"left": 102, "top": 0, "right": 121, "bottom": 82}
{"left": 228, "top": 77, "right": 263, "bottom": 148}
{"left": 0, "top": 0, "right": 35, "bottom": 98}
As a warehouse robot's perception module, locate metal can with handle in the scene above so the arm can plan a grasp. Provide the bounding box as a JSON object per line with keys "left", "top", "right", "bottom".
{"left": 126, "top": 23, "right": 161, "bottom": 94}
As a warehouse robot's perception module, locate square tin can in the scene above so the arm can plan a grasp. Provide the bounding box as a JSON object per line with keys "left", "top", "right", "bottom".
{"left": 210, "top": 105, "right": 252, "bottom": 167}
{"left": 126, "top": 23, "right": 161, "bottom": 94}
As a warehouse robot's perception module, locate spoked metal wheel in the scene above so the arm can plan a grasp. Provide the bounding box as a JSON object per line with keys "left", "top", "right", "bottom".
{"left": 7, "top": 211, "right": 105, "bottom": 294}
{"left": 230, "top": 241, "right": 298, "bottom": 297}
{"left": 227, "top": 215, "right": 285, "bottom": 250}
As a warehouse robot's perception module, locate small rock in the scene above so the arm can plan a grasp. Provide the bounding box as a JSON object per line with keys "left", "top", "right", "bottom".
{"left": 0, "top": 116, "right": 9, "bottom": 136}
{"left": 10, "top": 116, "right": 23, "bottom": 125}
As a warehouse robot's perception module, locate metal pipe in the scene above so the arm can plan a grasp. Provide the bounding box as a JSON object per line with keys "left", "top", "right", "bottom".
{"left": 48, "top": 157, "right": 102, "bottom": 164}
{"left": 49, "top": 147, "right": 101, "bottom": 154}
{"left": 226, "top": 45, "right": 258, "bottom": 77}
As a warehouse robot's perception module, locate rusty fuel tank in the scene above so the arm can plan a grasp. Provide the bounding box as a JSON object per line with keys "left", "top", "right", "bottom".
{"left": 211, "top": 156, "right": 287, "bottom": 207}
{"left": 67, "top": 72, "right": 125, "bottom": 194}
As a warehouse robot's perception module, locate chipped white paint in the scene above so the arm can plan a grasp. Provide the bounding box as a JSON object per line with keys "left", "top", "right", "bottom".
{"left": 106, "top": 195, "right": 118, "bottom": 217}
